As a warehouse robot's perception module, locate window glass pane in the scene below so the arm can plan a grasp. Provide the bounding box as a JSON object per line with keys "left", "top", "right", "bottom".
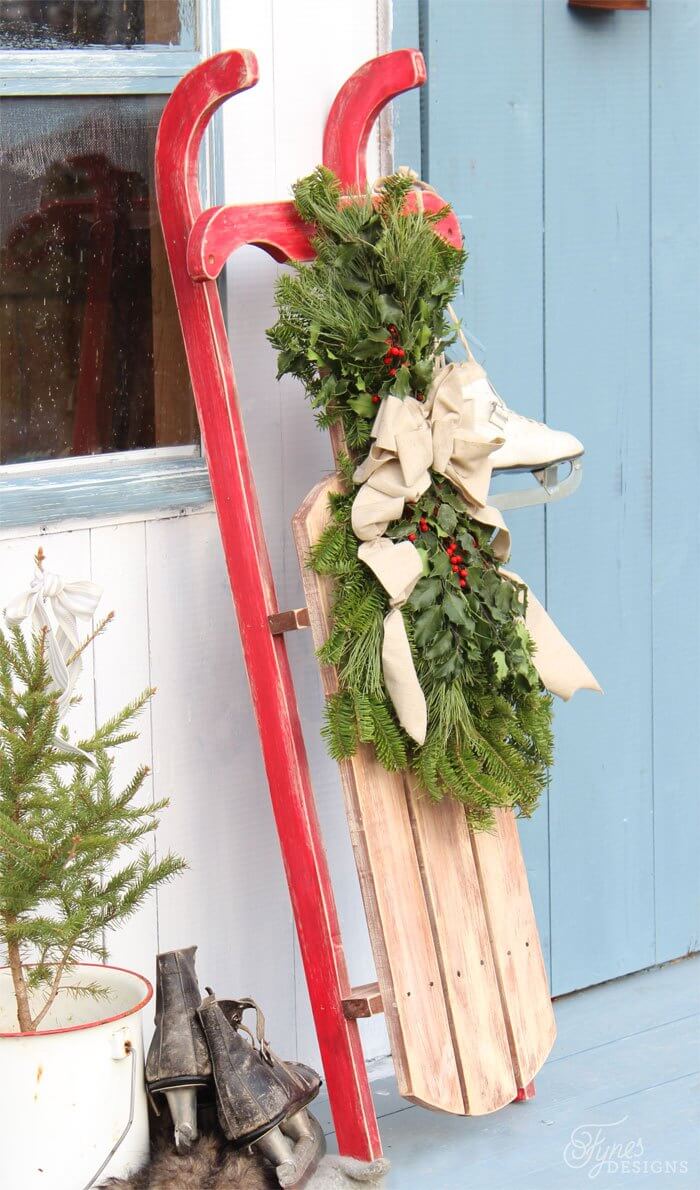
{"left": 0, "top": 95, "right": 198, "bottom": 464}
{"left": 0, "top": 1, "right": 196, "bottom": 48}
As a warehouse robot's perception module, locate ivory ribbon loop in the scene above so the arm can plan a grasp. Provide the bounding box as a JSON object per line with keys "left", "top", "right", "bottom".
{"left": 357, "top": 538, "right": 427, "bottom": 744}
{"left": 5, "top": 568, "right": 103, "bottom": 756}
{"left": 352, "top": 396, "right": 432, "bottom": 541}
{"left": 504, "top": 571, "right": 603, "bottom": 699}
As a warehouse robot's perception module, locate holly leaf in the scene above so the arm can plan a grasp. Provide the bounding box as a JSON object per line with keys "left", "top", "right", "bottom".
{"left": 377, "top": 293, "right": 402, "bottom": 323}
{"left": 276, "top": 349, "right": 297, "bottom": 378}
{"left": 443, "top": 590, "right": 472, "bottom": 630}
{"left": 408, "top": 578, "right": 441, "bottom": 612}
{"left": 437, "top": 503, "right": 458, "bottom": 534}
{"left": 431, "top": 550, "right": 452, "bottom": 578}
{"left": 413, "top": 358, "right": 435, "bottom": 388}
{"left": 353, "top": 337, "right": 389, "bottom": 359}
{"left": 345, "top": 274, "right": 372, "bottom": 295}
{"left": 391, "top": 366, "right": 412, "bottom": 398}
{"left": 414, "top": 605, "right": 442, "bottom": 647}
{"left": 348, "top": 393, "right": 378, "bottom": 419}
{"left": 434, "top": 654, "right": 458, "bottom": 681}
{"left": 425, "top": 631, "right": 453, "bottom": 661}
{"left": 493, "top": 649, "right": 509, "bottom": 684}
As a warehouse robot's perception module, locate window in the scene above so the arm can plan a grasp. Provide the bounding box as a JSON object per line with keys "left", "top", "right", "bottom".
{"left": 0, "top": 0, "right": 215, "bottom": 526}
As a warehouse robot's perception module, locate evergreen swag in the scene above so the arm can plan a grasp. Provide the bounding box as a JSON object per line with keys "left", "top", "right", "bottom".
{"left": 269, "top": 168, "right": 553, "bottom": 826}
{"left": 0, "top": 583, "right": 185, "bottom": 1033}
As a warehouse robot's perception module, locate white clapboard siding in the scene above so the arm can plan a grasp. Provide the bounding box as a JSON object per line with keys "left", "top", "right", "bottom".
{"left": 90, "top": 522, "right": 157, "bottom": 985}
{"left": 0, "top": 3, "right": 390, "bottom": 1066}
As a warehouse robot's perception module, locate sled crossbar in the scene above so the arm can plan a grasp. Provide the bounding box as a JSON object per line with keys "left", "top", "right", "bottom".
{"left": 268, "top": 608, "right": 310, "bottom": 635}
{"left": 155, "top": 48, "right": 555, "bottom": 1162}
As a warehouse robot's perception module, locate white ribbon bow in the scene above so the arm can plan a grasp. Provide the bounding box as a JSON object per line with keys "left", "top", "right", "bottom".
{"left": 5, "top": 566, "right": 102, "bottom": 758}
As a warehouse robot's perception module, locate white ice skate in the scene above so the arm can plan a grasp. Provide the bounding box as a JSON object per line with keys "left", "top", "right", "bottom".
{"left": 446, "top": 310, "right": 585, "bottom": 510}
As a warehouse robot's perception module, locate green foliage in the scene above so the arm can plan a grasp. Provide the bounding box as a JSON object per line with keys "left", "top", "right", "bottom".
{"left": 268, "top": 167, "right": 465, "bottom": 449}
{"left": 0, "top": 618, "right": 185, "bottom": 1031}
{"left": 313, "top": 487, "right": 553, "bottom": 827}
{"left": 269, "top": 167, "right": 554, "bottom": 824}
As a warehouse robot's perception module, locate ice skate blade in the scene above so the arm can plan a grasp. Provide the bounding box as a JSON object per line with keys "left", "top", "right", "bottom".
{"left": 164, "top": 1086, "right": 199, "bottom": 1153}
{"left": 255, "top": 1112, "right": 326, "bottom": 1189}
{"left": 491, "top": 457, "right": 583, "bottom": 512}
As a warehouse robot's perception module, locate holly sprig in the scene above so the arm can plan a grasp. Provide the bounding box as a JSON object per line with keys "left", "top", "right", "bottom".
{"left": 268, "top": 167, "right": 464, "bottom": 449}
{"left": 387, "top": 479, "right": 538, "bottom": 692}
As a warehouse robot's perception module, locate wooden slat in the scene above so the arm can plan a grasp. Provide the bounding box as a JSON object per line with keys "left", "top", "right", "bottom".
{"left": 293, "top": 477, "right": 464, "bottom": 1114}
{"left": 407, "top": 783, "right": 517, "bottom": 1112}
{"left": 469, "top": 810, "right": 556, "bottom": 1088}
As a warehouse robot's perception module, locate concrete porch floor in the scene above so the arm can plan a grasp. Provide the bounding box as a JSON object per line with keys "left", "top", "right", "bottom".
{"left": 319, "top": 956, "right": 699, "bottom": 1188}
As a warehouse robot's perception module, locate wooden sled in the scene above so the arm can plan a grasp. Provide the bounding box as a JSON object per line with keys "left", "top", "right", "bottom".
{"left": 155, "top": 48, "right": 555, "bottom": 1160}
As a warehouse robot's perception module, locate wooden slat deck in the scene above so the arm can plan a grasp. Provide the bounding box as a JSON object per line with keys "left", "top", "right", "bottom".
{"left": 293, "top": 475, "right": 556, "bottom": 1114}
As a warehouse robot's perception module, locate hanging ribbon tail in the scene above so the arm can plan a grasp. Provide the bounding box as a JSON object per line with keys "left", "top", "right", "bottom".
{"left": 504, "top": 570, "right": 602, "bottom": 699}
{"left": 358, "top": 539, "right": 427, "bottom": 744}
{"left": 382, "top": 609, "right": 427, "bottom": 745}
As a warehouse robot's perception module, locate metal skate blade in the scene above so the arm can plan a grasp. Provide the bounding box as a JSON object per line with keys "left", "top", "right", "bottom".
{"left": 276, "top": 1112, "right": 326, "bottom": 1189}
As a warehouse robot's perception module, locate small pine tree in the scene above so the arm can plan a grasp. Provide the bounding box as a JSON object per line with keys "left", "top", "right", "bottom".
{"left": 0, "top": 562, "right": 185, "bottom": 1033}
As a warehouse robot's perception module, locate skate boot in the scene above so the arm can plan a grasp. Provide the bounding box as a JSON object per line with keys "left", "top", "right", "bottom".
{"left": 197, "top": 993, "right": 325, "bottom": 1188}
{"left": 429, "top": 357, "right": 584, "bottom": 473}
{"left": 145, "top": 946, "right": 212, "bottom": 1152}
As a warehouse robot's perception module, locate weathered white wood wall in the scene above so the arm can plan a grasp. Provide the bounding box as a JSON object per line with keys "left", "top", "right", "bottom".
{"left": 0, "top": 0, "right": 390, "bottom": 1067}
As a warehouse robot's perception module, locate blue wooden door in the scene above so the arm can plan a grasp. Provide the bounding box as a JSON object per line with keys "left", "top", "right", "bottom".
{"left": 394, "top": 0, "right": 699, "bottom": 996}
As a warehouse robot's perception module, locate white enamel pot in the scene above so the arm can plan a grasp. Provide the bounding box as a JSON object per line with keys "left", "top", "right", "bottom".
{"left": 0, "top": 963, "right": 152, "bottom": 1189}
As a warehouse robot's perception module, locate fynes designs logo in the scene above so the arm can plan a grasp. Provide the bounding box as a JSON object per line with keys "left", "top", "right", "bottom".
{"left": 563, "top": 1117, "right": 689, "bottom": 1180}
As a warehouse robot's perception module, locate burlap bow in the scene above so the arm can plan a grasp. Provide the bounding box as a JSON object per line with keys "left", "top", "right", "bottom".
{"left": 5, "top": 566, "right": 103, "bottom": 760}
{"left": 351, "top": 362, "right": 601, "bottom": 743}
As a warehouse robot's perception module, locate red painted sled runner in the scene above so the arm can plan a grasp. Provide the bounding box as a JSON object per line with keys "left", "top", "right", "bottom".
{"left": 155, "top": 49, "right": 554, "bottom": 1161}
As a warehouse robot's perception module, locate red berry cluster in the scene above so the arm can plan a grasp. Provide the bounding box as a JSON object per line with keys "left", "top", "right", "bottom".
{"left": 383, "top": 323, "right": 406, "bottom": 378}
{"left": 407, "top": 515, "right": 429, "bottom": 543}
{"left": 447, "top": 541, "right": 469, "bottom": 588}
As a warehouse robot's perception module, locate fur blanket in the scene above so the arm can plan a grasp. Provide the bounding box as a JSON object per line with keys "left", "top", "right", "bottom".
{"left": 101, "top": 1109, "right": 389, "bottom": 1190}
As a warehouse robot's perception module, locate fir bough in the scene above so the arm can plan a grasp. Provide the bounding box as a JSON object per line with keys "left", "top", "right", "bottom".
{"left": 0, "top": 610, "right": 185, "bottom": 1032}
{"left": 269, "top": 168, "right": 554, "bottom": 825}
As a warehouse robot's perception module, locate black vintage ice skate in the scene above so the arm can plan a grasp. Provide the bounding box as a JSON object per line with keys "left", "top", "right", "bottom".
{"left": 145, "top": 946, "right": 212, "bottom": 1152}
{"left": 197, "top": 992, "right": 325, "bottom": 1189}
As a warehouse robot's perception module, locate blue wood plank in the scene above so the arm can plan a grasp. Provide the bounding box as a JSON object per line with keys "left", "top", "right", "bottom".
{"left": 391, "top": 0, "right": 422, "bottom": 175}
{"left": 543, "top": 3, "right": 654, "bottom": 993}
{"left": 419, "top": 0, "right": 552, "bottom": 973}
{"left": 650, "top": 1, "right": 700, "bottom": 964}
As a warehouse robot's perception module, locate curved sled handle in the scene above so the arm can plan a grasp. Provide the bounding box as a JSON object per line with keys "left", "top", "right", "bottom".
{"left": 155, "top": 49, "right": 259, "bottom": 237}
{"left": 323, "top": 49, "right": 462, "bottom": 248}
{"left": 324, "top": 49, "right": 426, "bottom": 191}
